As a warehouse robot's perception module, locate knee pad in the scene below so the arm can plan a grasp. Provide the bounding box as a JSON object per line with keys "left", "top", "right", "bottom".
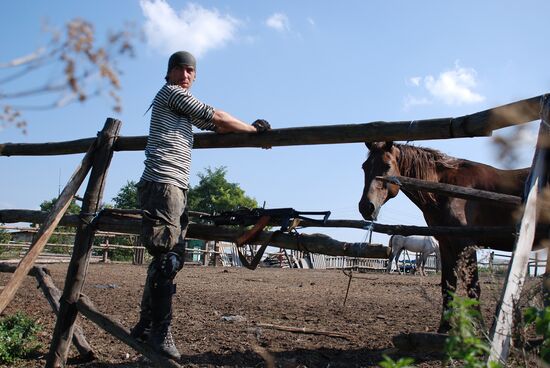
{"left": 149, "top": 257, "right": 176, "bottom": 297}
{"left": 160, "top": 252, "right": 183, "bottom": 279}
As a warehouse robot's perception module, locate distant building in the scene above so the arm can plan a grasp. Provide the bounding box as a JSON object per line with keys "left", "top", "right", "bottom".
{"left": 10, "top": 230, "right": 35, "bottom": 243}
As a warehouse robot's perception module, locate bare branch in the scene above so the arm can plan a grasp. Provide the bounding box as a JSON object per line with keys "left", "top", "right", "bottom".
{"left": 0, "top": 17, "right": 138, "bottom": 133}
{"left": 0, "top": 83, "right": 67, "bottom": 99}
{"left": 0, "top": 48, "right": 46, "bottom": 68}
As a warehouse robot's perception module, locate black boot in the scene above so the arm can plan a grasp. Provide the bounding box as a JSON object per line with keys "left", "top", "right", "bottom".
{"left": 149, "top": 322, "right": 180, "bottom": 360}
{"left": 131, "top": 261, "right": 155, "bottom": 342}
{"left": 130, "top": 317, "right": 151, "bottom": 343}
{"left": 148, "top": 267, "right": 181, "bottom": 360}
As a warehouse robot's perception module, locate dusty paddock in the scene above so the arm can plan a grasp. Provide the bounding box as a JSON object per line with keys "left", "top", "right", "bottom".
{"left": 0, "top": 263, "right": 543, "bottom": 367}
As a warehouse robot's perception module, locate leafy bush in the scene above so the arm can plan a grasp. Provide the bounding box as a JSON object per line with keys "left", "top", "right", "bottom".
{"left": 0, "top": 312, "right": 42, "bottom": 364}
{"left": 444, "top": 293, "right": 501, "bottom": 368}
{"left": 378, "top": 355, "right": 415, "bottom": 368}
{"left": 108, "top": 247, "right": 134, "bottom": 262}
{"left": 524, "top": 306, "right": 550, "bottom": 363}
{"left": 0, "top": 227, "right": 10, "bottom": 244}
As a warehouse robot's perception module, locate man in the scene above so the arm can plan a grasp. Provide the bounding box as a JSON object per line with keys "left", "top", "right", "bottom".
{"left": 130, "top": 51, "right": 270, "bottom": 359}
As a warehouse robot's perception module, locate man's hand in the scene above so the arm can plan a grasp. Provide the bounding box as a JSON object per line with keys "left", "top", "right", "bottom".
{"left": 252, "top": 119, "right": 271, "bottom": 133}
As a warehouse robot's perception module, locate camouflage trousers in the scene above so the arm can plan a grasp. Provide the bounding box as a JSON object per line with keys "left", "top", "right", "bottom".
{"left": 137, "top": 179, "right": 188, "bottom": 258}
{"left": 136, "top": 179, "right": 188, "bottom": 323}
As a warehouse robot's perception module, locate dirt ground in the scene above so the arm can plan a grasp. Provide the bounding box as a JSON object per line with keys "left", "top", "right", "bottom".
{"left": 0, "top": 263, "right": 544, "bottom": 368}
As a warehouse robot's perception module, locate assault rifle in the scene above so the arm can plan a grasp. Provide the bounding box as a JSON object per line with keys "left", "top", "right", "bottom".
{"left": 200, "top": 207, "right": 331, "bottom": 232}
{"left": 200, "top": 207, "right": 331, "bottom": 270}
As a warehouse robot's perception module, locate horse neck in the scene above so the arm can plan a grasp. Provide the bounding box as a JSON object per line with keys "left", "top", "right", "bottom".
{"left": 396, "top": 145, "right": 458, "bottom": 210}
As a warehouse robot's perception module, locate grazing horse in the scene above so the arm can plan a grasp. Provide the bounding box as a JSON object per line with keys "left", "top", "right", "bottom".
{"left": 358, "top": 141, "right": 536, "bottom": 332}
{"left": 387, "top": 235, "right": 440, "bottom": 276}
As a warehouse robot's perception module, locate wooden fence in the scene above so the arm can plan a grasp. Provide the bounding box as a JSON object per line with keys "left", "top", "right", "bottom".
{"left": 0, "top": 94, "right": 548, "bottom": 367}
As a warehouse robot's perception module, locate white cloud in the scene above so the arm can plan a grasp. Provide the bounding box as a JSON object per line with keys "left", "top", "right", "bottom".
{"left": 140, "top": 0, "right": 240, "bottom": 57}
{"left": 408, "top": 77, "right": 421, "bottom": 87}
{"left": 403, "top": 95, "right": 432, "bottom": 110}
{"left": 424, "top": 64, "right": 485, "bottom": 105}
{"left": 405, "top": 62, "right": 485, "bottom": 108}
{"left": 307, "top": 17, "right": 315, "bottom": 26}
{"left": 266, "top": 13, "right": 290, "bottom": 32}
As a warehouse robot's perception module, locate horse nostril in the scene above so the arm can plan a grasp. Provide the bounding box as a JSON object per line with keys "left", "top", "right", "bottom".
{"left": 366, "top": 202, "right": 375, "bottom": 216}
{"left": 359, "top": 201, "right": 377, "bottom": 220}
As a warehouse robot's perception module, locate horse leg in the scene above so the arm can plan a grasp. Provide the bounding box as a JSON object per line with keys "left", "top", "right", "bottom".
{"left": 395, "top": 249, "right": 403, "bottom": 274}
{"left": 457, "top": 245, "right": 484, "bottom": 329}
{"left": 420, "top": 252, "right": 428, "bottom": 276}
{"left": 438, "top": 240, "right": 458, "bottom": 333}
{"left": 386, "top": 252, "right": 394, "bottom": 273}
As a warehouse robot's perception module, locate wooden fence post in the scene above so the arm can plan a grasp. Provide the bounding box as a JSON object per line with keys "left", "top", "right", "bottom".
{"left": 102, "top": 238, "right": 110, "bottom": 263}
{"left": 488, "top": 179, "right": 539, "bottom": 364}
{"left": 203, "top": 241, "right": 210, "bottom": 266}
{"left": 46, "top": 118, "right": 121, "bottom": 368}
{"left": 544, "top": 248, "right": 550, "bottom": 306}
{"left": 488, "top": 96, "right": 550, "bottom": 364}
{"left": 33, "top": 267, "right": 96, "bottom": 361}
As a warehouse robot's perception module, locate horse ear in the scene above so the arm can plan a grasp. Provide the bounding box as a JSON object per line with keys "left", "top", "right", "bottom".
{"left": 365, "top": 142, "right": 373, "bottom": 150}
{"left": 384, "top": 141, "right": 394, "bottom": 150}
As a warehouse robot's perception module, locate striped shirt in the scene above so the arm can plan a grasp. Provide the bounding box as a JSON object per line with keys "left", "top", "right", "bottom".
{"left": 141, "top": 84, "right": 216, "bottom": 189}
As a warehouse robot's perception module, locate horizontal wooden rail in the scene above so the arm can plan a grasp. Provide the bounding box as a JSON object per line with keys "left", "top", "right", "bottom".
{"left": 0, "top": 242, "right": 143, "bottom": 250}
{"left": 376, "top": 175, "right": 522, "bottom": 206}
{"left": 0, "top": 209, "right": 387, "bottom": 258}
{"left": 0, "top": 95, "right": 543, "bottom": 156}
{"left": 1, "top": 208, "right": 542, "bottom": 241}
{"left": 0, "top": 225, "right": 139, "bottom": 238}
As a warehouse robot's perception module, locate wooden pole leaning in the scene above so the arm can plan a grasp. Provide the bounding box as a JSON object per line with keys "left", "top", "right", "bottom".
{"left": 34, "top": 266, "right": 96, "bottom": 361}
{"left": 75, "top": 294, "right": 181, "bottom": 368}
{"left": 0, "top": 139, "right": 96, "bottom": 315}
{"left": 488, "top": 96, "right": 550, "bottom": 365}
{"left": 46, "top": 118, "right": 121, "bottom": 368}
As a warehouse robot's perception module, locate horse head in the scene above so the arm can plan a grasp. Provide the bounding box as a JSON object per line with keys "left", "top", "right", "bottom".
{"left": 358, "top": 141, "right": 401, "bottom": 220}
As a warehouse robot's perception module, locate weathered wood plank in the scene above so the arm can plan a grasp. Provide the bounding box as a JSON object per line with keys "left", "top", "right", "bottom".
{"left": 376, "top": 175, "right": 522, "bottom": 206}
{"left": 488, "top": 178, "right": 538, "bottom": 364}
{"left": 34, "top": 267, "right": 95, "bottom": 361}
{"left": 0, "top": 95, "right": 543, "bottom": 156}
{"left": 47, "top": 118, "right": 121, "bottom": 368}
{"left": 489, "top": 97, "right": 550, "bottom": 364}
{"left": 76, "top": 293, "right": 181, "bottom": 368}
{"left": 189, "top": 224, "right": 390, "bottom": 258}
{"left": 0, "top": 208, "right": 539, "bottom": 239}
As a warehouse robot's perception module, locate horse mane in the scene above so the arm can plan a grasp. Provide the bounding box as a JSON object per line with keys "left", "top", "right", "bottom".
{"left": 395, "top": 143, "right": 460, "bottom": 204}
{"left": 396, "top": 143, "right": 459, "bottom": 180}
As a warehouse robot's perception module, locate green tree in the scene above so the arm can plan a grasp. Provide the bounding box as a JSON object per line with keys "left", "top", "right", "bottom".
{"left": 38, "top": 198, "right": 81, "bottom": 252}
{"left": 110, "top": 168, "right": 258, "bottom": 214}
{"left": 39, "top": 198, "right": 81, "bottom": 215}
{"left": 112, "top": 180, "right": 139, "bottom": 209}
{"left": 188, "top": 166, "right": 258, "bottom": 214}
{"left": 0, "top": 227, "right": 10, "bottom": 244}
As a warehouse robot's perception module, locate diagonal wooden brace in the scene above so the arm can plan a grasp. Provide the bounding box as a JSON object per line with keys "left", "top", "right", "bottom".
{"left": 235, "top": 215, "right": 272, "bottom": 270}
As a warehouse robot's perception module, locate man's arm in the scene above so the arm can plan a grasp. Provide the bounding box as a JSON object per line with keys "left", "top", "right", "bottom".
{"left": 212, "top": 109, "right": 256, "bottom": 134}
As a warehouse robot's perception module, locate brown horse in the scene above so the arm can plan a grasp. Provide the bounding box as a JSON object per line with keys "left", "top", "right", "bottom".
{"left": 358, "top": 141, "right": 533, "bottom": 332}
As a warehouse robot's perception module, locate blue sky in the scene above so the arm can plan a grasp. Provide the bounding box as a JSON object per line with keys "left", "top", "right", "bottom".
{"left": 1, "top": 0, "right": 549, "bottom": 247}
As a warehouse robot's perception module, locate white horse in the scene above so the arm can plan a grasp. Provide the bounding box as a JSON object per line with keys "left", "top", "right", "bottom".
{"left": 386, "top": 235, "right": 440, "bottom": 276}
